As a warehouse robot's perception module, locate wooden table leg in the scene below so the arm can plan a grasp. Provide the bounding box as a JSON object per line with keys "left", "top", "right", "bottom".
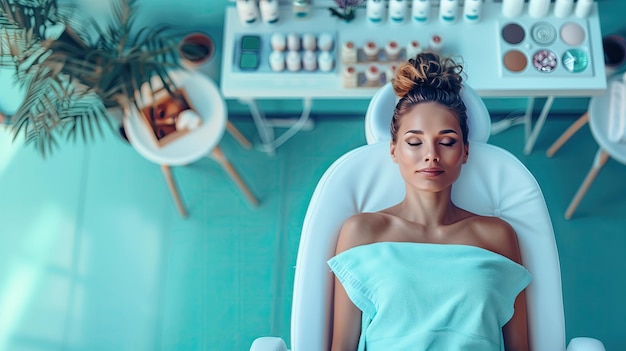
{"left": 211, "top": 146, "right": 259, "bottom": 206}
{"left": 565, "top": 148, "right": 610, "bottom": 220}
{"left": 161, "top": 165, "right": 188, "bottom": 218}
{"left": 227, "top": 121, "right": 252, "bottom": 149}
{"left": 546, "top": 111, "right": 589, "bottom": 157}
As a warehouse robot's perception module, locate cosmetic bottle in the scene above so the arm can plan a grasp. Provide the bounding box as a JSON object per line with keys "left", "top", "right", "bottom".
{"left": 574, "top": 0, "right": 594, "bottom": 18}
{"left": 412, "top": 0, "right": 430, "bottom": 23}
{"left": 236, "top": 0, "right": 259, "bottom": 26}
{"left": 260, "top": 0, "right": 280, "bottom": 24}
{"left": 388, "top": 0, "right": 408, "bottom": 24}
{"left": 528, "top": 0, "right": 550, "bottom": 18}
{"left": 502, "top": 0, "right": 523, "bottom": 18}
{"left": 367, "top": 0, "right": 386, "bottom": 24}
{"left": 439, "top": 0, "right": 458, "bottom": 23}
{"left": 463, "top": 0, "right": 482, "bottom": 23}
{"left": 553, "top": 0, "right": 574, "bottom": 18}
{"left": 293, "top": 0, "right": 311, "bottom": 18}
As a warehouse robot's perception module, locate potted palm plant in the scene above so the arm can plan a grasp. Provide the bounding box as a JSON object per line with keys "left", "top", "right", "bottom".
{"left": 0, "top": 0, "right": 183, "bottom": 156}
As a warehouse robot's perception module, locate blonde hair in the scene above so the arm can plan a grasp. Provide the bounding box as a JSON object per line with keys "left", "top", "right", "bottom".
{"left": 390, "top": 52, "right": 468, "bottom": 143}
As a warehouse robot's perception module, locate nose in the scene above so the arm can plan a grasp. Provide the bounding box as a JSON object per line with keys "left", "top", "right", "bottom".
{"left": 423, "top": 144, "right": 440, "bottom": 163}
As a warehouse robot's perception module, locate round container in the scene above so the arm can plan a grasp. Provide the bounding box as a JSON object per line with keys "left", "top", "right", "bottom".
{"left": 271, "top": 33, "right": 286, "bottom": 51}
{"left": 430, "top": 35, "right": 443, "bottom": 52}
{"left": 287, "top": 33, "right": 301, "bottom": 51}
{"left": 412, "top": 0, "right": 431, "bottom": 22}
{"left": 385, "top": 40, "right": 401, "bottom": 60}
{"left": 603, "top": 35, "right": 626, "bottom": 76}
{"left": 318, "top": 51, "right": 335, "bottom": 72}
{"left": 502, "top": 23, "right": 525, "bottom": 45}
{"left": 302, "top": 50, "right": 317, "bottom": 71}
{"left": 502, "top": 0, "right": 524, "bottom": 18}
{"left": 260, "top": 0, "right": 280, "bottom": 24}
{"left": 286, "top": 51, "right": 302, "bottom": 71}
{"left": 560, "top": 22, "right": 586, "bottom": 46}
{"left": 269, "top": 51, "right": 286, "bottom": 72}
{"left": 318, "top": 33, "right": 335, "bottom": 51}
{"left": 363, "top": 41, "right": 379, "bottom": 61}
{"left": 343, "top": 65, "right": 358, "bottom": 87}
{"left": 532, "top": 49, "right": 558, "bottom": 73}
{"left": 178, "top": 33, "right": 215, "bottom": 68}
{"left": 503, "top": 50, "right": 528, "bottom": 72}
{"left": 236, "top": 0, "right": 259, "bottom": 25}
{"left": 342, "top": 41, "right": 358, "bottom": 63}
{"left": 365, "top": 65, "right": 382, "bottom": 85}
{"left": 367, "top": 0, "right": 387, "bottom": 24}
{"left": 406, "top": 40, "right": 422, "bottom": 59}
{"left": 302, "top": 33, "right": 317, "bottom": 51}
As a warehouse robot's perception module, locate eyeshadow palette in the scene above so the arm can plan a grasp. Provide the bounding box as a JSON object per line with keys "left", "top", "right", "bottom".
{"left": 499, "top": 18, "right": 594, "bottom": 78}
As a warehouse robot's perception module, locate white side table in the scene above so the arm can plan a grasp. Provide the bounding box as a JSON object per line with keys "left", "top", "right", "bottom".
{"left": 124, "top": 69, "right": 258, "bottom": 217}
{"left": 563, "top": 77, "right": 626, "bottom": 219}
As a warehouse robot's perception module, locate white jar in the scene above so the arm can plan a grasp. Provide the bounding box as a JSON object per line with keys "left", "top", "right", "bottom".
{"left": 502, "top": 0, "right": 524, "bottom": 18}
{"left": 575, "top": 0, "right": 594, "bottom": 18}
{"left": 439, "top": 0, "right": 458, "bottom": 23}
{"left": 367, "top": 0, "right": 386, "bottom": 24}
{"left": 553, "top": 0, "right": 574, "bottom": 18}
{"left": 236, "top": 0, "right": 259, "bottom": 25}
{"left": 259, "top": 0, "right": 279, "bottom": 24}
{"left": 463, "top": 0, "right": 482, "bottom": 23}
{"left": 528, "top": 0, "right": 550, "bottom": 18}
{"left": 412, "top": 0, "right": 430, "bottom": 23}
{"left": 388, "top": 0, "right": 408, "bottom": 24}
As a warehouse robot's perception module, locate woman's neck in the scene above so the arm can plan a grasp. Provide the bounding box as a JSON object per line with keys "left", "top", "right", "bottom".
{"left": 396, "top": 188, "right": 461, "bottom": 227}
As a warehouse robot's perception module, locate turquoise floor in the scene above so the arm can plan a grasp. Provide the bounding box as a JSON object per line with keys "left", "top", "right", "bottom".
{"left": 0, "top": 113, "right": 625, "bottom": 351}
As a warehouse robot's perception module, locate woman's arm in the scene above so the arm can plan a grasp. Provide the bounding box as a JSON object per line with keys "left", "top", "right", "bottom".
{"left": 490, "top": 219, "right": 530, "bottom": 351}
{"left": 330, "top": 215, "right": 378, "bottom": 351}
{"left": 330, "top": 277, "right": 362, "bottom": 351}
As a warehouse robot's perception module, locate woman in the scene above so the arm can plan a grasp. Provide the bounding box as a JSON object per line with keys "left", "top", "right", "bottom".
{"left": 328, "top": 52, "right": 531, "bottom": 351}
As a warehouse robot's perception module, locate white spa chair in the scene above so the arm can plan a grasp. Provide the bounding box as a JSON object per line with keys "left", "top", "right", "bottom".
{"left": 249, "top": 83, "right": 605, "bottom": 351}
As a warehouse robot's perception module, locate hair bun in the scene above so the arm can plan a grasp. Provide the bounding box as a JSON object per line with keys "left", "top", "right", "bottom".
{"left": 392, "top": 52, "right": 463, "bottom": 98}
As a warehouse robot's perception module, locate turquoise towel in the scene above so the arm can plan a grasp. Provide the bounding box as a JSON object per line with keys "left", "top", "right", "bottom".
{"left": 328, "top": 242, "right": 532, "bottom": 351}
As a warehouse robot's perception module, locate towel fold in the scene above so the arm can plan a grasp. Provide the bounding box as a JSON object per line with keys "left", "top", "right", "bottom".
{"left": 328, "top": 242, "right": 532, "bottom": 351}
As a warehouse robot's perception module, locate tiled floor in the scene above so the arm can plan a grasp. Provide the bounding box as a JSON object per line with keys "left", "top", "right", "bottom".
{"left": 0, "top": 113, "right": 625, "bottom": 351}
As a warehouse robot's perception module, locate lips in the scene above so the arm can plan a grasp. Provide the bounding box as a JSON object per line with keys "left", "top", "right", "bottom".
{"left": 417, "top": 168, "right": 444, "bottom": 177}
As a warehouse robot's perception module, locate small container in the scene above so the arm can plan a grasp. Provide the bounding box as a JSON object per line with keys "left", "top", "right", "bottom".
{"left": 318, "top": 33, "right": 335, "bottom": 52}
{"left": 367, "top": 0, "right": 386, "bottom": 24}
{"left": 388, "top": 0, "right": 408, "bottom": 24}
{"left": 553, "top": 0, "right": 574, "bottom": 18}
{"left": 236, "top": 0, "right": 259, "bottom": 25}
{"left": 286, "top": 51, "right": 302, "bottom": 71}
{"left": 385, "top": 40, "right": 401, "bottom": 61}
{"left": 575, "top": 0, "right": 593, "bottom": 18}
{"left": 502, "top": 0, "right": 524, "bottom": 18}
{"left": 271, "top": 33, "right": 286, "bottom": 51}
{"left": 342, "top": 41, "right": 358, "bottom": 63}
{"left": 287, "top": 33, "right": 301, "bottom": 51}
{"left": 365, "top": 65, "right": 382, "bottom": 86}
{"left": 260, "top": 0, "right": 280, "bottom": 24}
{"left": 406, "top": 40, "right": 422, "bottom": 59}
{"left": 363, "top": 41, "right": 379, "bottom": 61}
{"left": 528, "top": 0, "right": 550, "bottom": 18}
{"left": 293, "top": 0, "right": 311, "bottom": 18}
{"left": 269, "top": 51, "right": 286, "bottom": 71}
{"left": 429, "top": 35, "right": 443, "bottom": 53}
{"left": 439, "top": 0, "right": 458, "bottom": 23}
{"left": 343, "top": 66, "right": 358, "bottom": 88}
{"left": 318, "top": 51, "right": 335, "bottom": 72}
{"left": 412, "top": 0, "right": 431, "bottom": 23}
{"left": 302, "top": 50, "right": 317, "bottom": 71}
{"left": 463, "top": 0, "right": 482, "bottom": 23}
{"left": 302, "top": 33, "right": 317, "bottom": 51}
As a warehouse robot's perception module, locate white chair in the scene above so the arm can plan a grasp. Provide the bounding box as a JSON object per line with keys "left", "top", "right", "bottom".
{"left": 250, "top": 84, "right": 605, "bottom": 351}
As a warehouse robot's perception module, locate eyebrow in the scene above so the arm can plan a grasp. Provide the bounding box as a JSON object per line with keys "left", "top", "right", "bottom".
{"left": 404, "top": 129, "right": 459, "bottom": 135}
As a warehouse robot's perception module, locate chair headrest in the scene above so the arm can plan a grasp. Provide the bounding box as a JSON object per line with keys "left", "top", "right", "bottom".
{"left": 365, "top": 82, "right": 491, "bottom": 144}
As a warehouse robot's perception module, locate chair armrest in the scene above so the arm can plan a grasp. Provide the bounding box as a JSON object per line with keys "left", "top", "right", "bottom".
{"left": 250, "top": 337, "right": 288, "bottom": 351}
{"left": 567, "top": 337, "right": 606, "bottom": 351}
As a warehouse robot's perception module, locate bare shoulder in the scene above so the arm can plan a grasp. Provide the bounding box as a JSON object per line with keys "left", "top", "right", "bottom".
{"left": 470, "top": 216, "right": 522, "bottom": 264}
{"left": 335, "top": 212, "right": 391, "bottom": 254}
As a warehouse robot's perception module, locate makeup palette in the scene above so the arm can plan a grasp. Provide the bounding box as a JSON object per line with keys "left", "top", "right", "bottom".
{"left": 499, "top": 18, "right": 593, "bottom": 77}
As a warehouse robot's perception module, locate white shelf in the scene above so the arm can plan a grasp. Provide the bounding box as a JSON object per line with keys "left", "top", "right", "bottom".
{"left": 221, "top": 3, "right": 607, "bottom": 99}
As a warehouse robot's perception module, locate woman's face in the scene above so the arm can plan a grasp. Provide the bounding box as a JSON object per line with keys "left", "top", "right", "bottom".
{"left": 390, "top": 102, "right": 469, "bottom": 193}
